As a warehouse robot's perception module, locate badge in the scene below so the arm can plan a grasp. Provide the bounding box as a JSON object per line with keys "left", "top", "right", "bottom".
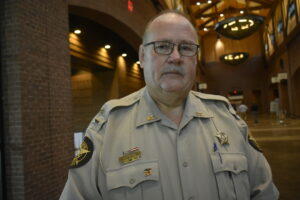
{"left": 215, "top": 131, "right": 229, "bottom": 145}
{"left": 119, "top": 147, "right": 142, "bottom": 165}
{"left": 146, "top": 114, "right": 156, "bottom": 121}
{"left": 144, "top": 168, "right": 152, "bottom": 177}
{"left": 70, "top": 137, "right": 94, "bottom": 168}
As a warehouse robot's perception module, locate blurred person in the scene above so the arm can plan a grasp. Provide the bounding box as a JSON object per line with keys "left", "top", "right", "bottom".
{"left": 237, "top": 102, "right": 248, "bottom": 120}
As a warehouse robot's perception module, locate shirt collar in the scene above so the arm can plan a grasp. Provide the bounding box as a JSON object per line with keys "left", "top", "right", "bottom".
{"left": 135, "top": 89, "right": 213, "bottom": 128}
{"left": 184, "top": 91, "right": 213, "bottom": 119}
{"left": 136, "top": 88, "right": 162, "bottom": 127}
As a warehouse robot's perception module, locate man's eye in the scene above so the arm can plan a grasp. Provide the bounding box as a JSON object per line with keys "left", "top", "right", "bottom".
{"left": 156, "top": 43, "right": 171, "bottom": 50}
{"left": 180, "top": 44, "right": 193, "bottom": 51}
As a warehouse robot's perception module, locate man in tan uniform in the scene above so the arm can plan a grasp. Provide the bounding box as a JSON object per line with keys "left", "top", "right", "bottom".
{"left": 60, "top": 10, "right": 279, "bottom": 200}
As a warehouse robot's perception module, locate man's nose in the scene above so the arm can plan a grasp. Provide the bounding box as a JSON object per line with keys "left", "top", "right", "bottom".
{"left": 168, "top": 46, "right": 182, "bottom": 63}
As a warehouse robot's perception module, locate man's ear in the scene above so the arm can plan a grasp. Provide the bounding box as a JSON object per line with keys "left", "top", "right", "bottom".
{"left": 138, "top": 44, "right": 144, "bottom": 69}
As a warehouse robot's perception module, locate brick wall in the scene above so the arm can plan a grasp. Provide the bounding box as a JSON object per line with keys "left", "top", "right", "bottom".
{"left": 0, "top": 1, "right": 72, "bottom": 199}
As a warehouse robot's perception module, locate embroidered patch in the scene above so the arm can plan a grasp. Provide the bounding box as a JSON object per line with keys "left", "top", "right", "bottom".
{"left": 248, "top": 135, "right": 263, "bottom": 153}
{"left": 70, "top": 137, "right": 94, "bottom": 168}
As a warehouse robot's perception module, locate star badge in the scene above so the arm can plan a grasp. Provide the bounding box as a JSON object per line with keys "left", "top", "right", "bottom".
{"left": 215, "top": 131, "right": 229, "bottom": 145}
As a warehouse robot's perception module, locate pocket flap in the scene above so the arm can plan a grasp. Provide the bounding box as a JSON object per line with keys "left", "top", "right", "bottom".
{"left": 211, "top": 153, "right": 248, "bottom": 175}
{"left": 106, "top": 161, "right": 159, "bottom": 190}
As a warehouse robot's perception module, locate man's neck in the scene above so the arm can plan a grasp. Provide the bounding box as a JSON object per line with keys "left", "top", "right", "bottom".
{"left": 147, "top": 87, "right": 188, "bottom": 126}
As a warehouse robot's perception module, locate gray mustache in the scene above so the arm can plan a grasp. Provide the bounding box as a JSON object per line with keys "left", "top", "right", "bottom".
{"left": 161, "top": 66, "right": 184, "bottom": 76}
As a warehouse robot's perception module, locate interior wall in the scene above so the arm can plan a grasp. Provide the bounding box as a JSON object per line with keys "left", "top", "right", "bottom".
{"left": 202, "top": 30, "right": 263, "bottom": 63}
{"left": 69, "top": 14, "right": 145, "bottom": 132}
{"left": 287, "top": 33, "right": 300, "bottom": 116}
{"left": 199, "top": 31, "right": 268, "bottom": 112}
{"left": 71, "top": 63, "right": 144, "bottom": 132}
{"left": 69, "top": 0, "right": 159, "bottom": 50}
{"left": 292, "top": 69, "right": 300, "bottom": 116}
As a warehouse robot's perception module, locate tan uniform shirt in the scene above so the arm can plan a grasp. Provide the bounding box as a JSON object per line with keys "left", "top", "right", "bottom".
{"left": 60, "top": 87, "right": 279, "bottom": 200}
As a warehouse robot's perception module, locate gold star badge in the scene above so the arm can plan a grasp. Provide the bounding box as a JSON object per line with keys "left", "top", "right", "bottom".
{"left": 215, "top": 131, "right": 229, "bottom": 145}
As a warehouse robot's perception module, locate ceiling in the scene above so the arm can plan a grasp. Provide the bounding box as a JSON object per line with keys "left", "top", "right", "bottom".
{"left": 185, "top": 0, "right": 279, "bottom": 36}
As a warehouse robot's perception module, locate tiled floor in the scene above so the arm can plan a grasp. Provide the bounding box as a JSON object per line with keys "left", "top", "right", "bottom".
{"left": 245, "top": 114, "right": 300, "bottom": 200}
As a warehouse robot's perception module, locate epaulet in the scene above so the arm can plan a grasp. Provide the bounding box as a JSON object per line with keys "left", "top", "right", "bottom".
{"left": 90, "top": 88, "right": 144, "bottom": 131}
{"left": 191, "top": 91, "right": 237, "bottom": 117}
{"left": 101, "top": 88, "right": 143, "bottom": 118}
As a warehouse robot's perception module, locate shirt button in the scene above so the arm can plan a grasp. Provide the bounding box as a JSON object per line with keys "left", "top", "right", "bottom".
{"left": 129, "top": 178, "right": 135, "bottom": 184}
{"left": 183, "top": 162, "right": 188, "bottom": 167}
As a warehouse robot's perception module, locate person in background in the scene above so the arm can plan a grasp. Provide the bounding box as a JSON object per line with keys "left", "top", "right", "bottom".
{"left": 60, "top": 10, "right": 279, "bottom": 200}
{"left": 237, "top": 102, "right": 248, "bottom": 120}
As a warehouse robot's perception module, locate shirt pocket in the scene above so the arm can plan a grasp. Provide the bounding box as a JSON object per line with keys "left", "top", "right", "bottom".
{"left": 211, "top": 153, "right": 250, "bottom": 200}
{"left": 106, "top": 160, "right": 163, "bottom": 200}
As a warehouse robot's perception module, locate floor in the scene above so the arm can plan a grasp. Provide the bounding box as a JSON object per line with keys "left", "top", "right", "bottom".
{"left": 246, "top": 114, "right": 300, "bottom": 200}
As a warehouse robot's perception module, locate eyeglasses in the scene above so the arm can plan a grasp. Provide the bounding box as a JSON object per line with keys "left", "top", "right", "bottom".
{"left": 143, "top": 41, "right": 199, "bottom": 57}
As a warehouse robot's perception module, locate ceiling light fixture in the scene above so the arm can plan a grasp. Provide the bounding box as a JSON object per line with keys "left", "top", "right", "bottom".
{"left": 204, "top": 27, "right": 208, "bottom": 31}
{"left": 220, "top": 13, "right": 224, "bottom": 17}
{"left": 240, "top": 10, "right": 244, "bottom": 14}
{"left": 220, "top": 52, "right": 249, "bottom": 65}
{"left": 104, "top": 45, "right": 111, "bottom": 49}
{"left": 122, "top": 53, "right": 127, "bottom": 57}
{"left": 215, "top": 15, "right": 264, "bottom": 39}
{"left": 196, "top": 2, "right": 201, "bottom": 6}
{"left": 207, "top": 0, "right": 212, "bottom": 4}
{"left": 74, "top": 29, "right": 81, "bottom": 35}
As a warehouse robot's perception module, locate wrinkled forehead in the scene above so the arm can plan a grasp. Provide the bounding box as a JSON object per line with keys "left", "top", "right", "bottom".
{"left": 144, "top": 13, "right": 198, "bottom": 43}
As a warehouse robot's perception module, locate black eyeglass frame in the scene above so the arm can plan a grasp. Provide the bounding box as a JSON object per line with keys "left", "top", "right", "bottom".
{"left": 143, "top": 41, "right": 200, "bottom": 57}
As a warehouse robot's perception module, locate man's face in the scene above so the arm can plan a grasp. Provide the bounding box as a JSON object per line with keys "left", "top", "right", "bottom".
{"left": 139, "top": 14, "right": 198, "bottom": 94}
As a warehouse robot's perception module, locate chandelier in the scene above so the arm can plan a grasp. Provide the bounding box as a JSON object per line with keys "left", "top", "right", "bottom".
{"left": 215, "top": 15, "right": 264, "bottom": 39}
{"left": 220, "top": 52, "right": 249, "bottom": 65}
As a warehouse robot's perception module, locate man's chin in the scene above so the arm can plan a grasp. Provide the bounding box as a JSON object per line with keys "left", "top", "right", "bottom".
{"left": 160, "top": 83, "right": 186, "bottom": 94}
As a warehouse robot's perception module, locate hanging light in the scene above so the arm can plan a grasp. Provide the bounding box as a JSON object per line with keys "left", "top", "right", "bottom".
{"left": 215, "top": 15, "right": 264, "bottom": 39}
{"left": 104, "top": 45, "right": 111, "bottom": 49}
{"left": 220, "top": 52, "right": 249, "bottom": 65}
{"left": 74, "top": 29, "right": 81, "bottom": 35}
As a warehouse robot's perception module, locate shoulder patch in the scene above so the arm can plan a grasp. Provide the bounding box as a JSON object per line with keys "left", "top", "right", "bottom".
{"left": 70, "top": 137, "right": 94, "bottom": 169}
{"left": 248, "top": 134, "right": 263, "bottom": 153}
